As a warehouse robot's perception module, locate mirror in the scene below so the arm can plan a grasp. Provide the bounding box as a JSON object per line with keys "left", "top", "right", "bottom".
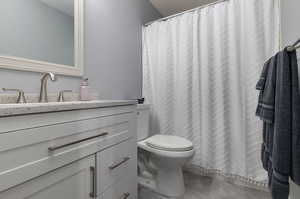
{"left": 0, "top": 0, "right": 84, "bottom": 76}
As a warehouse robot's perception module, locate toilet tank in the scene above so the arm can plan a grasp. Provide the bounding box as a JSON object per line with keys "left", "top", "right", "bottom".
{"left": 136, "top": 104, "right": 151, "bottom": 141}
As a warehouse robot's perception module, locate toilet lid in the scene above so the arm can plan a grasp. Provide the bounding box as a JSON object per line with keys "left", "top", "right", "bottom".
{"left": 146, "top": 135, "right": 193, "bottom": 152}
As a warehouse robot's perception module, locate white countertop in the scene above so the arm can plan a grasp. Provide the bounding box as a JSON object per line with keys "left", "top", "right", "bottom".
{"left": 0, "top": 100, "right": 137, "bottom": 117}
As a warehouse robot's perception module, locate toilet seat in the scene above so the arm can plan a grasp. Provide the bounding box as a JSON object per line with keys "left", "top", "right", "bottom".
{"left": 138, "top": 140, "right": 194, "bottom": 158}
{"left": 138, "top": 135, "right": 194, "bottom": 159}
{"left": 146, "top": 135, "right": 193, "bottom": 152}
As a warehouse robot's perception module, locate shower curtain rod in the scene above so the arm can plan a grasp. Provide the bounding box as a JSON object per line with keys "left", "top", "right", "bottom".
{"left": 144, "top": 0, "right": 229, "bottom": 27}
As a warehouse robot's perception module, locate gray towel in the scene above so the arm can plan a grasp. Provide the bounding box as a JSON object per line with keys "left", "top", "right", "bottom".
{"left": 256, "top": 48, "right": 300, "bottom": 199}
{"left": 290, "top": 50, "right": 300, "bottom": 184}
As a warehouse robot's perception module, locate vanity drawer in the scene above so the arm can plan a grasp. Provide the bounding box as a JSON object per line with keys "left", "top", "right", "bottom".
{"left": 97, "top": 138, "right": 137, "bottom": 194}
{"left": 0, "top": 112, "right": 135, "bottom": 193}
{"left": 98, "top": 175, "right": 137, "bottom": 199}
{"left": 0, "top": 105, "right": 135, "bottom": 133}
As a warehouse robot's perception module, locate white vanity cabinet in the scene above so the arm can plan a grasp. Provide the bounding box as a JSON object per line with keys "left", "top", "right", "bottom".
{"left": 0, "top": 155, "right": 96, "bottom": 199}
{"left": 97, "top": 138, "right": 137, "bottom": 199}
{"left": 0, "top": 102, "right": 137, "bottom": 199}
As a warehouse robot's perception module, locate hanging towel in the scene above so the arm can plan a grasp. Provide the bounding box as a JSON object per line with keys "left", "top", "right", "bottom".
{"left": 290, "top": 50, "right": 300, "bottom": 184}
{"left": 256, "top": 48, "right": 300, "bottom": 199}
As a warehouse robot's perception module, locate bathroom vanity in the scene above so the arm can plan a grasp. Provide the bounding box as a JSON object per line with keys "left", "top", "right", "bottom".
{"left": 0, "top": 100, "right": 137, "bottom": 199}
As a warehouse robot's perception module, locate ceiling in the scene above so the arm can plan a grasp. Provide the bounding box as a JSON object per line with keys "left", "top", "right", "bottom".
{"left": 39, "top": 0, "right": 74, "bottom": 17}
{"left": 150, "top": 0, "right": 219, "bottom": 17}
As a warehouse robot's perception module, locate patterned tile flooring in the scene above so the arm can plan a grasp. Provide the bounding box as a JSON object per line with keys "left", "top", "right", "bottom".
{"left": 139, "top": 171, "right": 272, "bottom": 199}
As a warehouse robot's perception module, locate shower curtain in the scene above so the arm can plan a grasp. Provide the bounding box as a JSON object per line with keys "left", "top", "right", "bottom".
{"left": 142, "top": 0, "right": 280, "bottom": 186}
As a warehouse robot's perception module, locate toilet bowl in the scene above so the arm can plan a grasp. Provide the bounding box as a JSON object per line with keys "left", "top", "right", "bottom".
{"left": 138, "top": 135, "right": 194, "bottom": 198}
{"left": 136, "top": 104, "right": 194, "bottom": 198}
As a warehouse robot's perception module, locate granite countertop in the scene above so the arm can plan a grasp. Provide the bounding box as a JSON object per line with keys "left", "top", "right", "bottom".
{"left": 0, "top": 100, "right": 137, "bottom": 117}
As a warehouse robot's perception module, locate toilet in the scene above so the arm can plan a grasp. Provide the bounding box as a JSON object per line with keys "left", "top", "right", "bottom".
{"left": 137, "top": 104, "right": 194, "bottom": 198}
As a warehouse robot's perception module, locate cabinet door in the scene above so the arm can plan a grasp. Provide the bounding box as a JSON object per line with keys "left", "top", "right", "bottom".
{"left": 97, "top": 174, "right": 137, "bottom": 199}
{"left": 97, "top": 138, "right": 137, "bottom": 194}
{"left": 0, "top": 155, "right": 96, "bottom": 199}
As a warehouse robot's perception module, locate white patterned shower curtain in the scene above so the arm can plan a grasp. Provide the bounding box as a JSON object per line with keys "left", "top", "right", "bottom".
{"left": 142, "top": 0, "right": 280, "bottom": 186}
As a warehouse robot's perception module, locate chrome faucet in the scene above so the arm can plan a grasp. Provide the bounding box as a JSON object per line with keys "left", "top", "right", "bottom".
{"left": 39, "top": 72, "right": 57, "bottom": 103}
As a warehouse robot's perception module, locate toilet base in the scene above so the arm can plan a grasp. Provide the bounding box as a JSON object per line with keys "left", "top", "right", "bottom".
{"left": 139, "top": 184, "right": 184, "bottom": 199}
{"left": 138, "top": 176, "right": 157, "bottom": 192}
{"left": 138, "top": 139, "right": 194, "bottom": 198}
{"left": 138, "top": 157, "right": 186, "bottom": 198}
{"left": 155, "top": 163, "right": 185, "bottom": 197}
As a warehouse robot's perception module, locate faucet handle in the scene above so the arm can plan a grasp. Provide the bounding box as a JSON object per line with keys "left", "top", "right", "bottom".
{"left": 57, "top": 90, "right": 72, "bottom": 102}
{"left": 2, "top": 88, "right": 27, "bottom": 103}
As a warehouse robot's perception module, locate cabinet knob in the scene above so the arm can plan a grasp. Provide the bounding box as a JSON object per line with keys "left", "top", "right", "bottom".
{"left": 89, "top": 167, "right": 96, "bottom": 198}
{"left": 48, "top": 132, "right": 108, "bottom": 152}
{"left": 109, "top": 157, "right": 130, "bottom": 170}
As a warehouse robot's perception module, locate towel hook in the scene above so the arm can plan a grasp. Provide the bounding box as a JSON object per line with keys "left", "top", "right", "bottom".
{"left": 287, "top": 38, "right": 300, "bottom": 52}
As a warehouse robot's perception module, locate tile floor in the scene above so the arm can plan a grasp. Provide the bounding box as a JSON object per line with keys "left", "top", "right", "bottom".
{"left": 139, "top": 171, "right": 271, "bottom": 199}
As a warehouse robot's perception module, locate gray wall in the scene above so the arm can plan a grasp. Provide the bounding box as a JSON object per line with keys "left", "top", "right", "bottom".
{"left": 0, "top": 0, "right": 161, "bottom": 99}
{"left": 0, "top": 0, "right": 74, "bottom": 66}
{"left": 280, "top": 0, "right": 300, "bottom": 47}
{"left": 85, "top": 0, "right": 161, "bottom": 99}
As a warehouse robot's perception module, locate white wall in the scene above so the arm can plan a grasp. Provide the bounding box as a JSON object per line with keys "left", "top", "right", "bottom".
{"left": 0, "top": 0, "right": 161, "bottom": 100}
{"left": 280, "top": 0, "right": 300, "bottom": 198}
